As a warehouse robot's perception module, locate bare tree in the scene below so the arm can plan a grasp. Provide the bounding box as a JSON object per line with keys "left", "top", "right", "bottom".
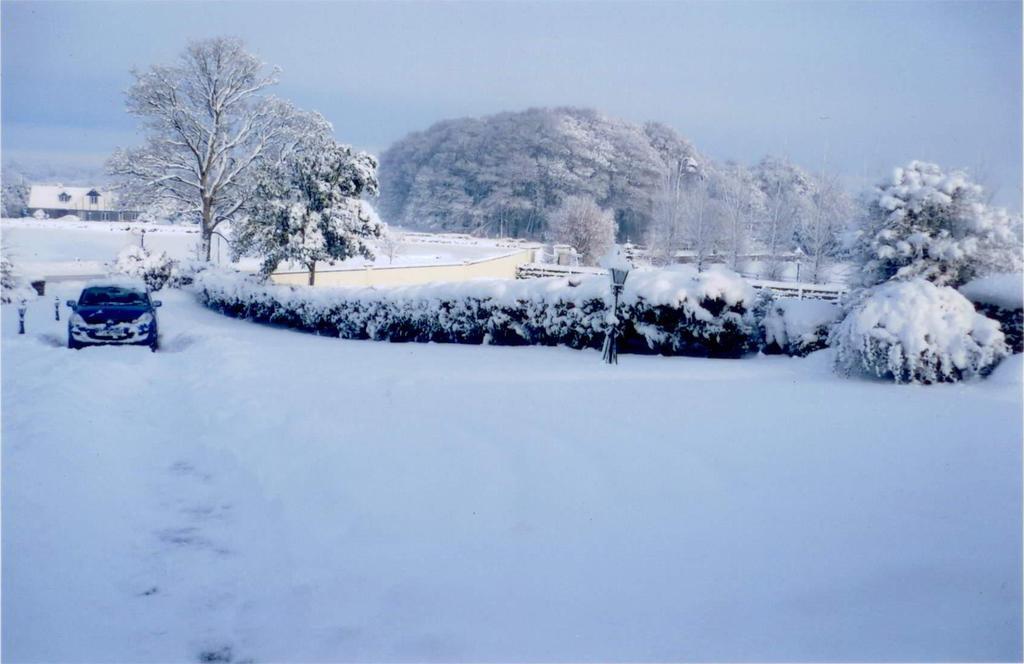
{"left": 715, "top": 164, "right": 765, "bottom": 272}
{"left": 548, "top": 196, "right": 616, "bottom": 265}
{"left": 801, "top": 172, "right": 852, "bottom": 283}
{"left": 679, "top": 175, "right": 722, "bottom": 272}
{"left": 754, "top": 157, "right": 814, "bottom": 278}
{"left": 109, "top": 37, "right": 331, "bottom": 261}
{"left": 379, "top": 229, "right": 404, "bottom": 264}
{"left": 646, "top": 158, "right": 700, "bottom": 266}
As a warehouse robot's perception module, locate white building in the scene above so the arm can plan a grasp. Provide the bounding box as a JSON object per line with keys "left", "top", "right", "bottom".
{"left": 27, "top": 185, "right": 139, "bottom": 221}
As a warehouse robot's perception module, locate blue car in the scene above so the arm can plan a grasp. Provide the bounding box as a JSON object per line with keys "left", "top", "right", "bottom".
{"left": 67, "top": 282, "right": 162, "bottom": 351}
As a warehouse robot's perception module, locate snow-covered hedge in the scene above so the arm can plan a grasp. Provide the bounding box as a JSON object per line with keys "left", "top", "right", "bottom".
{"left": 191, "top": 266, "right": 761, "bottom": 357}
{"left": 833, "top": 279, "right": 1008, "bottom": 384}
{"left": 762, "top": 298, "right": 841, "bottom": 357}
{"left": 959, "top": 273, "right": 1023, "bottom": 353}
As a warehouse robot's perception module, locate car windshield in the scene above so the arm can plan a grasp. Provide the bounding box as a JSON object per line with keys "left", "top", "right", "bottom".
{"left": 79, "top": 287, "right": 148, "bottom": 306}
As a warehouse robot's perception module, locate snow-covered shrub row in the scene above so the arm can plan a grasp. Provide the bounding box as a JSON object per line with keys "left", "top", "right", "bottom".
{"left": 762, "top": 297, "right": 841, "bottom": 357}
{"left": 191, "top": 266, "right": 761, "bottom": 357}
{"left": 959, "top": 273, "right": 1023, "bottom": 353}
{"left": 833, "top": 279, "right": 1008, "bottom": 384}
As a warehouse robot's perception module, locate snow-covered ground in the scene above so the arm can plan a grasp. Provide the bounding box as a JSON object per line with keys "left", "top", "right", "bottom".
{"left": 0, "top": 218, "right": 518, "bottom": 281}
{"left": 2, "top": 285, "right": 1021, "bottom": 662}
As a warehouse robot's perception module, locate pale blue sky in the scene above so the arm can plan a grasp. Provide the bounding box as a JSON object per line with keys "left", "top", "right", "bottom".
{"left": 2, "top": 0, "right": 1021, "bottom": 208}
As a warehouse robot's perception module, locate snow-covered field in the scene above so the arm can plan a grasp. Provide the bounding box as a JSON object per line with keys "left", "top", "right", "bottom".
{"left": 2, "top": 284, "right": 1021, "bottom": 662}
{"left": 0, "top": 218, "right": 517, "bottom": 281}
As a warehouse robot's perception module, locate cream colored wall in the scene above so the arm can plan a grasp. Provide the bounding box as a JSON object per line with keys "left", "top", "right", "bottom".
{"left": 271, "top": 249, "right": 535, "bottom": 287}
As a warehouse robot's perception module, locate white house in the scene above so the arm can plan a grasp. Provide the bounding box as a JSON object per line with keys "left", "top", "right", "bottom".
{"left": 27, "top": 185, "right": 139, "bottom": 221}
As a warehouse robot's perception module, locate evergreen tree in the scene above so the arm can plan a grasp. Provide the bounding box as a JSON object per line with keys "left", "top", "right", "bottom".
{"left": 851, "top": 161, "right": 1022, "bottom": 288}
{"left": 234, "top": 141, "right": 383, "bottom": 285}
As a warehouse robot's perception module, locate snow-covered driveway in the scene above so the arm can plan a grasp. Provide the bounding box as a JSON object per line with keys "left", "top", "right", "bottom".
{"left": 2, "top": 287, "right": 1021, "bottom": 662}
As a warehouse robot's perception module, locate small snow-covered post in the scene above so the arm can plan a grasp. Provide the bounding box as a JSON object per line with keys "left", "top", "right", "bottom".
{"left": 600, "top": 245, "right": 632, "bottom": 365}
{"left": 794, "top": 246, "right": 804, "bottom": 283}
{"left": 54, "top": 295, "right": 60, "bottom": 321}
{"left": 17, "top": 299, "right": 27, "bottom": 334}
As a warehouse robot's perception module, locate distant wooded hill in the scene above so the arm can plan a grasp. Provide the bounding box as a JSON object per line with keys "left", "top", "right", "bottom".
{"left": 377, "top": 107, "right": 704, "bottom": 242}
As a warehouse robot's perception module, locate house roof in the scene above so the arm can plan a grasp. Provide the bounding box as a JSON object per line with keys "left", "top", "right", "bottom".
{"left": 28, "top": 185, "right": 124, "bottom": 211}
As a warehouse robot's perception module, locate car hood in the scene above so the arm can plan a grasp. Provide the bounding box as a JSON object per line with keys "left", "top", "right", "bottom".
{"left": 74, "top": 306, "right": 152, "bottom": 324}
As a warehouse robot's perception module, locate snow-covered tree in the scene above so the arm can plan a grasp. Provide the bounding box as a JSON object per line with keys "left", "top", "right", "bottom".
{"left": 108, "top": 37, "right": 331, "bottom": 261}
{"left": 136, "top": 198, "right": 198, "bottom": 225}
{"left": 378, "top": 228, "right": 404, "bottom": 264}
{"left": 2, "top": 253, "right": 22, "bottom": 303}
{"left": 850, "top": 160, "right": 1022, "bottom": 288}
{"left": 1, "top": 168, "right": 29, "bottom": 218}
{"left": 714, "top": 163, "right": 766, "bottom": 271}
{"left": 798, "top": 172, "right": 853, "bottom": 283}
{"left": 548, "top": 196, "right": 616, "bottom": 265}
{"left": 646, "top": 157, "right": 702, "bottom": 266}
{"left": 753, "top": 156, "right": 814, "bottom": 277}
{"left": 233, "top": 140, "right": 382, "bottom": 285}
{"left": 678, "top": 175, "right": 722, "bottom": 272}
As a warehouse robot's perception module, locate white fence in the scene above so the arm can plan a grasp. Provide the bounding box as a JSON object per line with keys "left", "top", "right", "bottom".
{"left": 746, "top": 279, "right": 847, "bottom": 302}
{"left": 516, "top": 262, "right": 847, "bottom": 301}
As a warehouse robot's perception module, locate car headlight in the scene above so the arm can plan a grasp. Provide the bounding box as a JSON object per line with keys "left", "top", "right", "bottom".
{"left": 135, "top": 313, "right": 154, "bottom": 326}
{"left": 70, "top": 313, "right": 86, "bottom": 327}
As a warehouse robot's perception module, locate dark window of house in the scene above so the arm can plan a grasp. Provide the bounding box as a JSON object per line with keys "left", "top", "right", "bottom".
{"left": 59, "top": 192, "right": 71, "bottom": 203}
{"left": 87, "top": 190, "right": 100, "bottom": 204}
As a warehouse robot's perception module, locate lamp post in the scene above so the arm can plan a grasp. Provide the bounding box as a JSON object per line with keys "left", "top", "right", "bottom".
{"left": 55, "top": 295, "right": 61, "bottom": 321}
{"left": 211, "top": 230, "right": 230, "bottom": 265}
{"left": 794, "top": 246, "right": 805, "bottom": 282}
{"left": 600, "top": 245, "right": 632, "bottom": 365}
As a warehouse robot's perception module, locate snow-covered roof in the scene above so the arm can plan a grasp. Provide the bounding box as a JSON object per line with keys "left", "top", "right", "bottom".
{"left": 28, "top": 185, "right": 123, "bottom": 212}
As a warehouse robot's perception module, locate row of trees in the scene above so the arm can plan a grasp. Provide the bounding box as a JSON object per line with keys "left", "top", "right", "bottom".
{"left": 645, "top": 156, "right": 852, "bottom": 281}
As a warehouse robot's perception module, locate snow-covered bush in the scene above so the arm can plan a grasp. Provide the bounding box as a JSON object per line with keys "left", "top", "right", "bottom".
{"left": 192, "top": 266, "right": 761, "bottom": 358}
{"left": 110, "top": 245, "right": 175, "bottom": 291}
{"left": 850, "top": 161, "right": 1022, "bottom": 288}
{"left": 833, "top": 279, "right": 1008, "bottom": 384}
{"left": 959, "top": 273, "right": 1023, "bottom": 353}
{"left": 1, "top": 254, "right": 34, "bottom": 304}
{"left": 762, "top": 297, "right": 841, "bottom": 356}
{"left": 167, "top": 258, "right": 208, "bottom": 289}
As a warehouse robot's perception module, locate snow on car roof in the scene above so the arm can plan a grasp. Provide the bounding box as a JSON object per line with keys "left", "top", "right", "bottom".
{"left": 81, "top": 278, "right": 149, "bottom": 292}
